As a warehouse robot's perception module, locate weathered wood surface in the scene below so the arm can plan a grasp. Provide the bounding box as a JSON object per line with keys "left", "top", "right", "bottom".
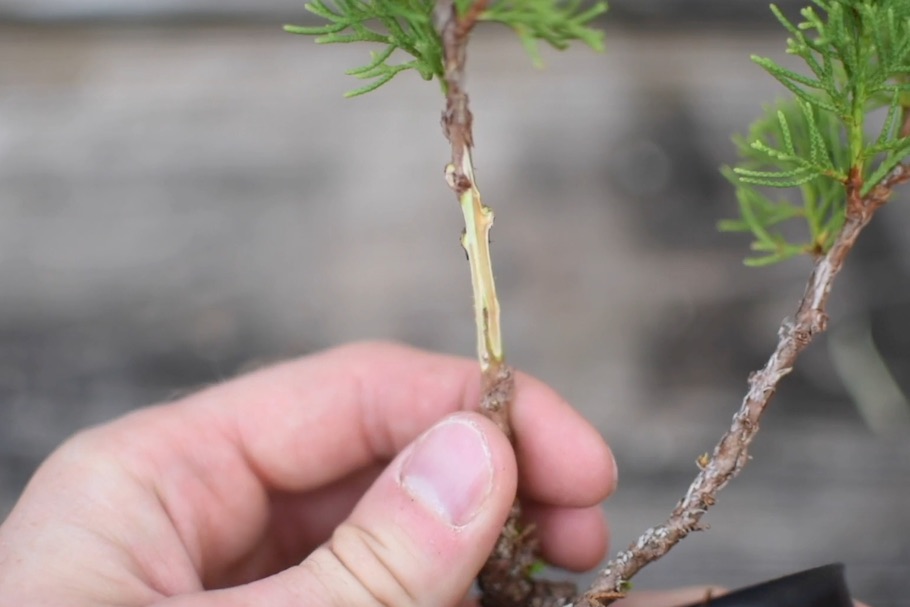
{"left": 0, "top": 24, "right": 908, "bottom": 605}
{"left": 0, "top": 0, "right": 806, "bottom": 25}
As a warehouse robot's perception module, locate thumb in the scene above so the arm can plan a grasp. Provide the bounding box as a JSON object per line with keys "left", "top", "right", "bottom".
{"left": 165, "top": 412, "right": 518, "bottom": 607}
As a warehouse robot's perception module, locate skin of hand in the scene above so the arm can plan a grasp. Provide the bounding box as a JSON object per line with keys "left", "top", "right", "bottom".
{"left": 0, "top": 342, "right": 617, "bottom": 607}
{"left": 0, "top": 341, "right": 869, "bottom": 607}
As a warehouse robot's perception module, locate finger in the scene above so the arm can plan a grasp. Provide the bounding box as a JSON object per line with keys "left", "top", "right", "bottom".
{"left": 222, "top": 484, "right": 611, "bottom": 585}
{"left": 158, "top": 413, "right": 517, "bottom": 607}
{"left": 522, "top": 503, "right": 609, "bottom": 572}
{"left": 113, "top": 342, "right": 615, "bottom": 584}
{"left": 614, "top": 586, "right": 726, "bottom": 607}
{"left": 206, "top": 464, "right": 383, "bottom": 589}
{"left": 184, "top": 341, "right": 616, "bottom": 506}
{"left": 512, "top": 388, "right": 617, "bottom": 508}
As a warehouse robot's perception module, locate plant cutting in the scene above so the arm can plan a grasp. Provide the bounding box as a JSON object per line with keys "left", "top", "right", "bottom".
{"left": 286, "top": 1, "right": 910, "bottom": 605}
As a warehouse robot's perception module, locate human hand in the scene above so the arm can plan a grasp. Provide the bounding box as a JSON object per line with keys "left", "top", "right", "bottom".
{"left": 0, "top": 342, "right": 617, "bottom": 607}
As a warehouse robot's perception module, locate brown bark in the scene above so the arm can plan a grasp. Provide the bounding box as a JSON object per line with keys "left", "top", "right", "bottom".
{"left": 574, "top": 164, "right": 910, "bottom": 607}
{"left": 437, "top": 2, "right": 579, "bottom": 605}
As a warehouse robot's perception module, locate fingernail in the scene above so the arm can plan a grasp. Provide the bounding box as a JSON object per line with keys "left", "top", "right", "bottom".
{"left": 399, "top": 415, "right": 493, "bottom": 527}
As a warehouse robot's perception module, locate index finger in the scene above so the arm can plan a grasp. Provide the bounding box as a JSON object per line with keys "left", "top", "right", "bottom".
{"left": 187, "top": 341, "right": 616, "bottom": 508}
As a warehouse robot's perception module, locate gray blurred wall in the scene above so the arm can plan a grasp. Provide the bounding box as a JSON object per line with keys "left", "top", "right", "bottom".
{"left": 1, "top": 3, "right": 909, "bottom": 605}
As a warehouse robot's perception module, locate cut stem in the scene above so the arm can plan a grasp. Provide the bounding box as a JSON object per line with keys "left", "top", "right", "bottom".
{"left": 438, "top": 3, "right": 576, "bottom": 605}
{"left": 446, "top": 147, "right": 503, "bottom": 373}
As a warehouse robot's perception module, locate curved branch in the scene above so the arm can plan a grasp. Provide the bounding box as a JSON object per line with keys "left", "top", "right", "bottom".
{"left": 574, "top": 164, "right": 910, "bottom": 607}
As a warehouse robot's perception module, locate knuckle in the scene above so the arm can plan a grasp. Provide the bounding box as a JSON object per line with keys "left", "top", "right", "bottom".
{"left": 304, "top": 521, "right": 420, "bottom": 607}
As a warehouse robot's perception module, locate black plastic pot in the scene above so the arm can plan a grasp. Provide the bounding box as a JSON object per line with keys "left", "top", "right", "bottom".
{"left": 677, "top": 563, "right": 853, "bottom": 607}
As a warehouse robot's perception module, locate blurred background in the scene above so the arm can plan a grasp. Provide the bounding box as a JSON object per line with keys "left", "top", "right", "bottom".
{"left": 1, "top": 1, "right": 909, "bottom": 605}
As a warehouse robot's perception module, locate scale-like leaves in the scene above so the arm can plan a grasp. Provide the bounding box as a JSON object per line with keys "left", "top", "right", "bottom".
{"left": 723, "top": 1, "right": 910, "bottom": 265}
{"left": 480, "top": 0, "right": 607, "bottom": 67}
{"left": 286, "top": 0, "right": 607, "bottom": 96}
{"left": 722, "top": 98, "right": 849, "bottom": 265}
{"left": 285, "top": 0, "right": 443, "bottom": 97}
